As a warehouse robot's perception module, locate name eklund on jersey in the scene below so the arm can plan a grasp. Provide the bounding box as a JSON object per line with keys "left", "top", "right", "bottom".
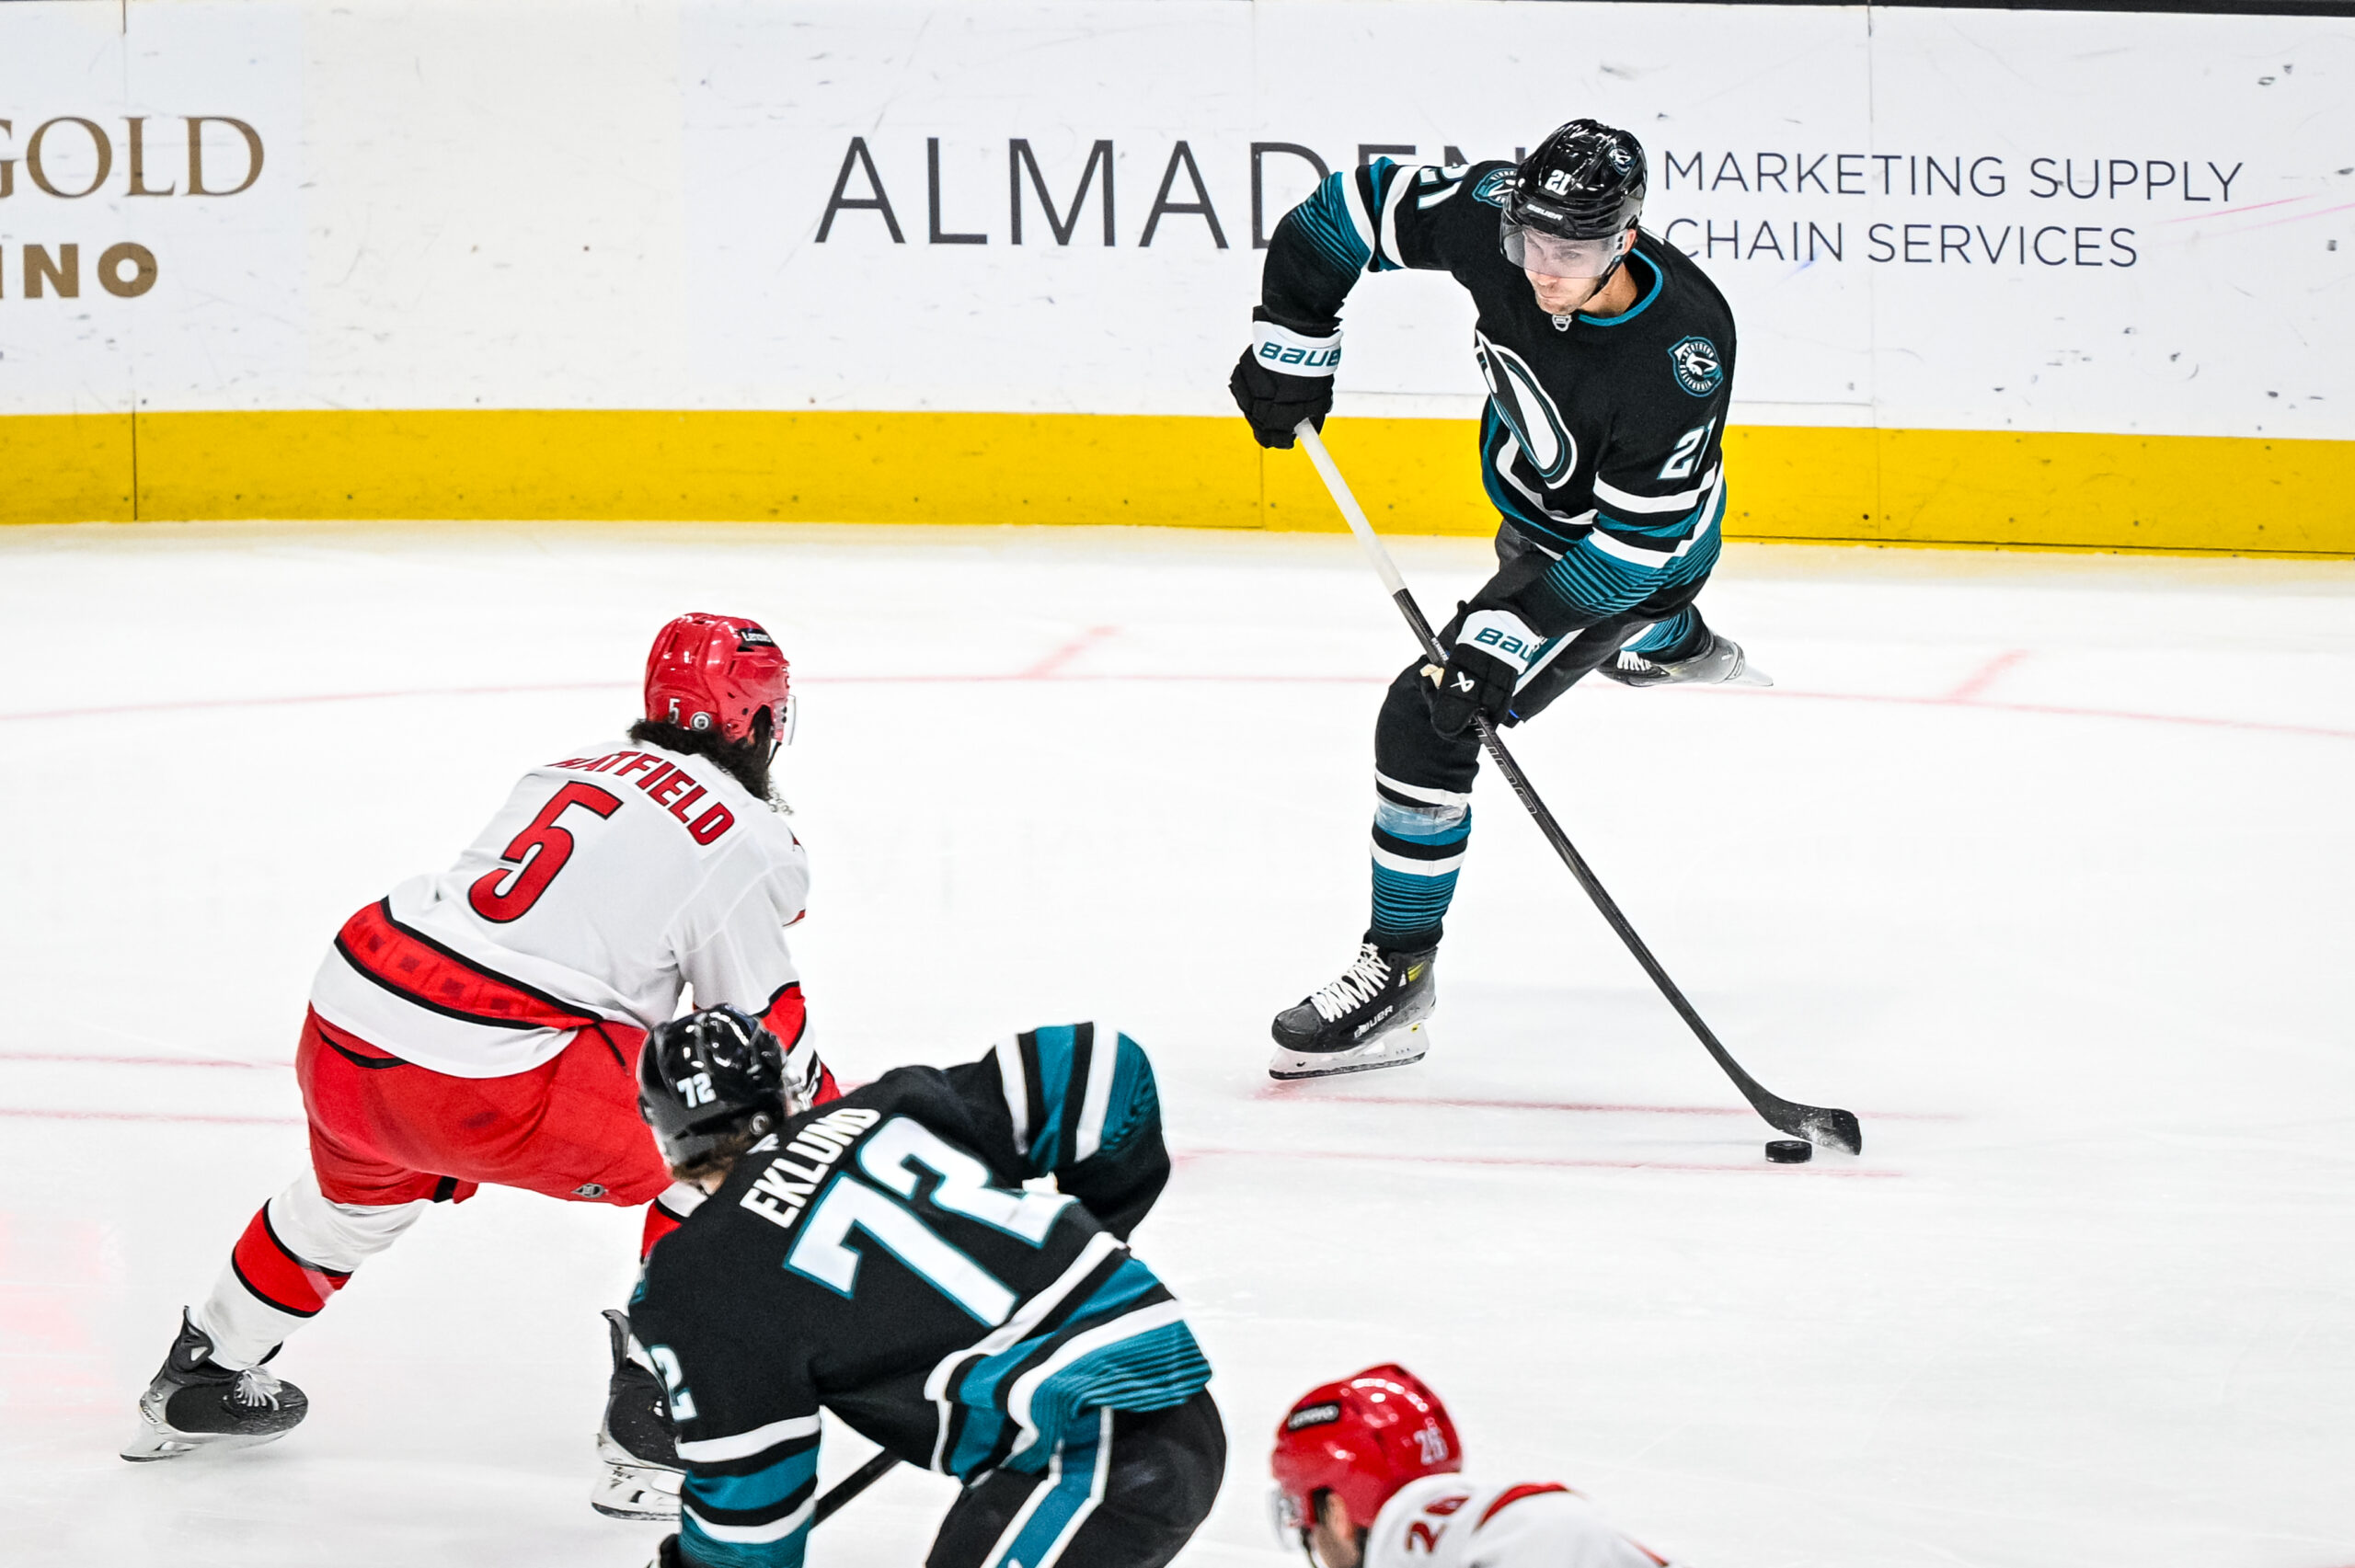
{"left": 741, "top": 1107, "right": 886, "bottom": 1231}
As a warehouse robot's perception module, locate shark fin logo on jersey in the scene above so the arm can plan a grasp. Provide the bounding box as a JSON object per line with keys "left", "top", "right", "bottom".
{"left": 1471, "top": 168, "right": 1513, "bottom": 209}
{"left": 1476, "top": 331, "right": 1578, "bottom": 485}
{"left": 1668, "top": 336, "right": 1724, "bottom": 397}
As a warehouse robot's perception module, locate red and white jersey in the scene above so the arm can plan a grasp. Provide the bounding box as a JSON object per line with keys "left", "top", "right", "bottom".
{"left": 1364, "top": 1475, "right": 1672, "bottom": 1568}
{"left": 308, "top": 739, "right": 810, "bottom": 1078}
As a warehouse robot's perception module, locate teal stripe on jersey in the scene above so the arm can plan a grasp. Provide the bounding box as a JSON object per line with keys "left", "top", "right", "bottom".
{"left": 990, "top": 1411, "right": 1110, "bottom": 1568}
{"left": 685, "top": 1448, "right": 817, "bottom": 1516}
{"left": 1287, "top": 171, "right": 1371, "bottom": 279}
{"left": 679, "top": 1516, "right": 808, "bottom": 1568}
{"left": 1025, "top": 1024, "right": 1081, "bottom": 1168}
{"left": 1004, "top": 1321, "right": 1211, "bottom": 1473}
{"left": 1362, "top": 159, "right": 1404, "bottom": 270}
{"left": 1095, "top": 1035, "right": 1157, "bottom": 1157}
{"left": 948, "top": 1403, "right": 1009, "bottom": 1479}
{"left": 1623, "top": 607, "right": 1706, "bottom": 658}
{"left": 952, "top": 1260, "right": 1171, "bottom": 1432}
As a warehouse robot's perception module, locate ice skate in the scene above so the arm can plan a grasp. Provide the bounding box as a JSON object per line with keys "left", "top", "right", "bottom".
{"left": 591, "top": 1308, "right": 684, "bottom": 1520}
{"left": 1269, "top": 943, "right": 1437, "bottom": 1081}
{"left": 121, "top": 1310, "right": 307, "bottom": 1461}
{"left": 1600, "top": 633, "right": 1770, "bottom": 689}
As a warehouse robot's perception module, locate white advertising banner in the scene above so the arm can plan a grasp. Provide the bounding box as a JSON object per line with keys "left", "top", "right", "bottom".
{"left": 0, "top": 0, "right": 2349, "bottom": 442}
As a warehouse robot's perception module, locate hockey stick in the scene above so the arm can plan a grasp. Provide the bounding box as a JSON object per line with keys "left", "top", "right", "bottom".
{"left": 1293, "top": 421, "right": 1862, "bottom": 1155}
{"left": 815, "top": 1449, "right": 902, "bottom": 1526}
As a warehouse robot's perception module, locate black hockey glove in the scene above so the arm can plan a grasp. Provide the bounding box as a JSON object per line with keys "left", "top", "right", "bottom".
{"left": 1229, "top": 314, "right": 1341, "bottom": 449}
{"left": 649, "top": 1534, "right": 685, "bottom": 1568}
{"left": 1426, "top": 609, "right": 1549, "bottom": 738}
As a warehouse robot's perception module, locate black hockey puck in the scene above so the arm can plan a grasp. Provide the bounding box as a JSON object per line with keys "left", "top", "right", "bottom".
{"left": 1764, "top": 1139, "right": 1813, "bottom": 1164}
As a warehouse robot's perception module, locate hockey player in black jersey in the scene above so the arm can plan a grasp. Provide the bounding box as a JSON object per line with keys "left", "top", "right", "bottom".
{"left": 624, "top": 1006, "right": 1223, "bottom": 1568}
{"left": 1232, "top": 120, "right": 1770, "bottom": 1080}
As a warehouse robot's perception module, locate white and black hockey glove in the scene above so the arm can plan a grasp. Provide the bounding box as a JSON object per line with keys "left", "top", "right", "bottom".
{"left": 1230, "top": 312, "right": 1340, "bottom": 450}
{"left": 1427, "top": 609, "right": 1548, "bottom": 737}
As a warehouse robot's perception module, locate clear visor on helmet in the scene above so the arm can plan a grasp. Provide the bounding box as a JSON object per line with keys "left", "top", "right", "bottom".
{"left": 1500, "top": 223, "right": 1627, "bottom": 280}
{"left": 1270, "top": 1486, "right": 1310, "bottom": 1543}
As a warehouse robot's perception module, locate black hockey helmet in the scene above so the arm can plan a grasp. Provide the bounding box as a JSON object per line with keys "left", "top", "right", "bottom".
{"left": 1500, "top": 120, "right": 1647, "bottom": 282}
{"left": 637, "top": 1006, "right": 795, "bottom": 1173}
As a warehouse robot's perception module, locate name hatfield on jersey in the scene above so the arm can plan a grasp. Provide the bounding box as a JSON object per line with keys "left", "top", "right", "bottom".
{"left": 546, "top": 748, "right": 740, "bottom": 844}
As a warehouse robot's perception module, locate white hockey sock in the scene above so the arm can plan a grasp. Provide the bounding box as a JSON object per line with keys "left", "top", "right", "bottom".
{"left": 193, "top": 1173, "right": 431, "bottom": 1368}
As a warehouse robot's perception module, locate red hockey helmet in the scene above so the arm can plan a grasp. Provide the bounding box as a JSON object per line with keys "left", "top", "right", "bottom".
{"left": 643, "top": 613, "right": 793, "bottom": 746}
{"left": 1270, "top": 1364, "right": 1463, "bottom": 1542}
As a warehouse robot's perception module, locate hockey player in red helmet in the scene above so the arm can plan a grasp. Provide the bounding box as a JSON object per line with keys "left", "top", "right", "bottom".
{"left": 122, "top": 612, "right": 834, "bottom": 1528}
{"left": 1271, "top": 1366, "right": 1675, "bottom": 1568}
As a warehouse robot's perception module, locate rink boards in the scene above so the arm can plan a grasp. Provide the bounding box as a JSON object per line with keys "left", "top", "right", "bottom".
{"left": 0, "top": 0, "right": 2349, "bottom": 552}
{"left": 6, "top": 409, "right": 2351, "bottom": 555}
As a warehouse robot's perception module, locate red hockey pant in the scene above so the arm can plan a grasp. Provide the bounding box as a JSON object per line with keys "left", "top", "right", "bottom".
{"left": 194, "top": 1009, "right": 689, "bottom": 1368}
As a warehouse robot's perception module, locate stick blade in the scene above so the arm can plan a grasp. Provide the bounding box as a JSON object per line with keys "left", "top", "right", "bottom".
{"left": 1791, "top": 1105, "right": 1863, "bottom": 1155}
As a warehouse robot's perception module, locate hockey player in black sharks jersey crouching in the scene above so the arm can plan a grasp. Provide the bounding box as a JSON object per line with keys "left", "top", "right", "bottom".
{"left": 627, "top": 1007, "right": 1223, "bottom": 1568}
{"left": 1232, "top": 120, "right": 1771, "bottom": 1080}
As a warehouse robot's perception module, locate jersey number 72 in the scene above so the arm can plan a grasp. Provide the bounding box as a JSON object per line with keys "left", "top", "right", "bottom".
{"left": 786, "top": 1117, "right": 1072, "bottom": 1324}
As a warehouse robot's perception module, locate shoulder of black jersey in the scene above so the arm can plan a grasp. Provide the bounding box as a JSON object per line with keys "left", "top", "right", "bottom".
{"left": 1579, "top": 234, "right": 1735, "bottom": 410}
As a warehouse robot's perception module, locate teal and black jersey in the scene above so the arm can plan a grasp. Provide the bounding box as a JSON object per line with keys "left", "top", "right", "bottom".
{"left": 1261, "top": 158, "right": 1737, "bottom": 635}
{"left": 630, "top": 1024, "right": 1209, "bottom": 1568}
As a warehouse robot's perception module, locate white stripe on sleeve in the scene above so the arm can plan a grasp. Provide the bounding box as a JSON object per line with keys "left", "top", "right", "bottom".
{"left": 1591, "top": 465, "right": 1717, "bottom": 515}
{"left": 675, "top": 1413, "right": 821, "bottom": 1463}
{"left": 1345, "top": 172, "right": 1379, "bottom": 266}
{"left": 1005, "top": 1300, "right": 1189, "bottom": 1462}
{"left": 684, "top": 1495, "right": 815, "bottom": 1545}
{"left": 993, "top": 1035, "right": 1031, "bottom": 1156}
{"left": 1071, "top": 1025, "right": 1120, "bottom": 1162}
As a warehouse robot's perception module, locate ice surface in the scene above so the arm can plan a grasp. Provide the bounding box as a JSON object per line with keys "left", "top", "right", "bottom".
{"left": 2, "top": 521, "right": 2351, "bottom": 1568}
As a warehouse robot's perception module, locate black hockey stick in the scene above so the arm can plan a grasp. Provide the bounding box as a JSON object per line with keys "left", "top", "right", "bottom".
{"left": 815, "top": 1449, "right": 902, "bottom": 1526}
{"left": 1294, "top": 423, "right": 1862, "bottom": 1155}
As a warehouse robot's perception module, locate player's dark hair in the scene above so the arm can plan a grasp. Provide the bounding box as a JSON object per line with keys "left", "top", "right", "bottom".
{"left": 665, "top": 1121, "right": 769, "bottom": 1186}
{"left": 627, "top": 706, "right": 774, "bottom": 800}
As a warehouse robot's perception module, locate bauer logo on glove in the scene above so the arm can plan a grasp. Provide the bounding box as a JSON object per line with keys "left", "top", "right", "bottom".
{"left": 1427, "top": 609, "right": 1545, "bottom": 738}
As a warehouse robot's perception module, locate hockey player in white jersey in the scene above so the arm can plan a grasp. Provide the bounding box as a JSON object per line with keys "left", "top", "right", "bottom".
{"left": 121, "top": 613, "right": 835, "bottom": 1520}
{"left": 1271, "top": 1366, "right": 1675, "bottom": 1568}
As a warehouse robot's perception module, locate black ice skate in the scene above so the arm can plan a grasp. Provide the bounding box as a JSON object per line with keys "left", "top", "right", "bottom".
{"left": 120, "top": 1309, "right": 308, "bottom": 1461}
{"left": 592, "top": 1308, "right": 684, "bottom": 1521}
{"left": 1269, "top": 943, "right": 1438, "bottom": 1081}
{"left": 1599, "top": 633, "right": 1772, "bottom": 689}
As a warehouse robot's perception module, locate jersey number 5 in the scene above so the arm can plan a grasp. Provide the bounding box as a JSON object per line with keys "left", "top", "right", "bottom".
{"left": 467, "top": 782, "right": 623, "bottom": 922}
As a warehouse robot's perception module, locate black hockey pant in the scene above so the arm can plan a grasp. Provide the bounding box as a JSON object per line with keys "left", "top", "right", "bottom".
{"left": 1367, "top": 525, "right": 1715, "bottom": 950}
{"left": 926, "top": 1391, "right": 1225, "bottom": 1568}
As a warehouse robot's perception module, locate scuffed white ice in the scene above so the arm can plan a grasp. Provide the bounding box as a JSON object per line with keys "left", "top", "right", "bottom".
{"left": 1, "top": 522, "right": 2351, "bottom": 1568}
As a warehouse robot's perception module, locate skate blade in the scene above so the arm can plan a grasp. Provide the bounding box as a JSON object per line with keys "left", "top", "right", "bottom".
{"left": 592, "top": 1437, "right": 683, "bottom": 1521}
{"left": 120, "top": 1420, "right": 287, "bottom": 1462}
{"left": 1268, "top": 1018, "right": 1430, "bottom": 1082}
{"left": 1727, "top": 661, "right": 1773, "bottom": 687}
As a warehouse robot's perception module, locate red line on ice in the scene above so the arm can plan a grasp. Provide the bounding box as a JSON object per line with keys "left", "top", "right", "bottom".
{"left": 1254, "top": 1086, "right": 1953, "bottom": 1121}
{"left": 1178, "top": 1146, "right": 1899, "bottom": 1178}
{"left": 6, "top": 674, "right": 2350, "bottom": 744}
{"left": 1941, "top": 648, "right": 2028, "bottom": 704}
{"left": 0, "top": 1106, "right": 302, "bottom": 1127}
{"left": 1020, "top": 625, "right": 1120, "bottom": 679}
{"left": 0, "top": 1050, "right": 292, "bottom": 1070}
